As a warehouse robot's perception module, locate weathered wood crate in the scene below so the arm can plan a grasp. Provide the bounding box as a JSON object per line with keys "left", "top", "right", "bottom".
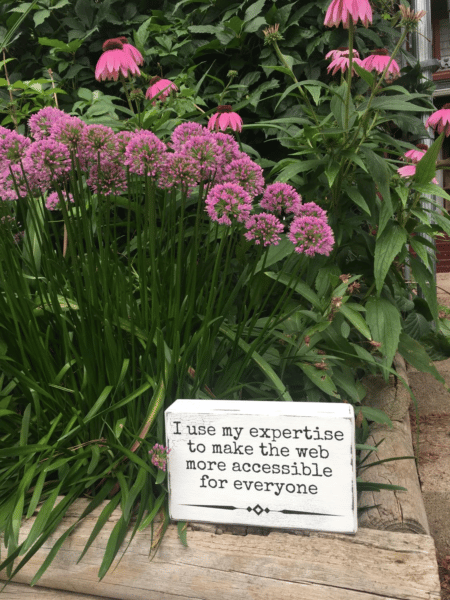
{"left": 0, "top": 497, "right": 441, "bottom": 600}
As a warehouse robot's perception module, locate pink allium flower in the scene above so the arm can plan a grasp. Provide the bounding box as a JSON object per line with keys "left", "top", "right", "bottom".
{"left": 361, "top": 49, "right": 400, "bottom": 79}
{"left": 295, "top": 202, "right": 328, "bottom": 220}
{"left": 403, "top": 144, "right": 428, "bottom": 164}
{"left": 148, "top": 443, "right": 171, "bottom": 472}
{"left": 212, "top": 132, "right": 242, "bottom": 163}
{"left": 208, "top": 105, "right": 243, "bottom": 132}
{"left": 24, "top": 139, "right": 71, "bottom": 189}
{"left": 112, "top": 37, "right": 144, "bottom": 65}
{"left": 0, "top": 126, "right": 11, "bottom": 138}
{"left": 0, "top": 164, "right": 30, "bottom": 201}
{"left": 397, "top": 164, "right": 438, "bottom": 184}
{"left": 426, "top": 103, "right": 450, "bottom": 136}
{"left": 158, "top": 153, "right": 201, "bottom": 191}
{"left": 86, "top": 159, "right": 127, "bottom": 196}
{"left": 260, "top": 182, "right": 302, "bottom": 215}
{"left": 181, "top": 134, "right": 224, "bottom": 181}
{"left": 221, "top": 156, "right": 265, "bottom": 197}
{"left": 28, "top": 106, "right": 66, "bottom": 140}
{"left": 145, "top": 76, "right": 178, "bottom": 103}
{"left": 325, "top": 47, "right": 360, "bottom": 61}
{"left": 78, "top": 124, "right": 118, "bottom": 168}
{"left": 327, "top": 53, "right": 362, "bottom": 76}
{"left": 171, "top": 122, "right": 207, "bottom": 151}
{"left": 288, "top": 216, "right": 334, "bottom": 256}
{"left": 124, "top": 130, "right": 167, "bottom": 177}
{"left": 50, "top": 115, "right": 85, "bottom": 153}
{"left": 45, "top": 190, "right": 75, "bottom": 211}
{"left": 115, "top": 130, "right": 134, "bottom": 153}
{"left": 324, "top": 0, "right": 372, "bottom": 28}
{"left": 205, "top": 183, "right": 253, "bottom": 225}
{"left": 95, "top": 38, "right": 141, "bottom": 81}
{"left": 0, "top": 131, "right": 31, "bottom": 167}
{"left": 244, "top": 213, "right": 284, "bottom": 246}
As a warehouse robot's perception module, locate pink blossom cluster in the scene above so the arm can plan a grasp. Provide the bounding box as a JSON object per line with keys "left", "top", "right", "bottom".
{"left": 326, "top": 46, "right": 400, "bottom": 79}
{"left": 148, "top": 443, "right": 171, "bottom": 472}
{"left": 288, "top": 215, "right": 335, "bottom": 256}
{"left": 45, "top": 191, "right": 75, "bottom": 211}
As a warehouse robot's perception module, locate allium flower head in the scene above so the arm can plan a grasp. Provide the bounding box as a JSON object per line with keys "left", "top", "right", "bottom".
{"left": 86, "top": 158, "right": 127, "bottom": 196}
{"left": 260, "top": 183, "right": 302, "bottom": 215}
{"left": 45, "top": 191, "right": 75, "bottom": 211}
{"left": 110, "top": 36, "right": 144, "bottom": 65}
{"left": 0, "top": 164, "right": 30, "bottom": 201}
{"left": 361, "top": 49, "right": 400, "bottom": 80}
{"left": 426, "top": 103, "right": 450, "bottom": 136}
{"left": 205, "top": 183, "right": 253, "bottom": 225}
{"left": 79, "top": 124, "right": 118, "bottom": 167}
{"left": 145, "top": 76, "right": 178, "bottom": 103}
{"left": 288, "top": 216, "right": 334, "bottom": 256}
{"left": 0, "top": 131, "right": 31, "bottom": 167}
{"left": 50, "top": 115, "right": 85, "bottom": 152}
{"left": 158, "top": 153, "right": 201, "bottom": 192}
{"left": 244, "top": 213, "right": 284, "bottom": 246}
{"left": 0, "top": 126, "right": 11, "bottom": 138}
{"left": 148, "top": 443, "right": 171, "bottom": 472}
{"left": 24, "top": 139, "right": 71, "bottom": 189}
{"left": 221, "top": 155, "right": 265, "bottom": 197}
{"left": 181, "top": 134, "right": 223, "bottom": 181}
{"left": 295, "top": 202, "right": 327, "bottom": 220}
{"left": 212, "top": 132, "right": 242, "bottom": 163}
{"left": 208, "top": 105, "right": 243, "bottom": 132}
{"left": 324, "top": 0, "right": 372, "bottom": 28}
{"left": 95, "top": 38, "right": 141, "bottom": 81}
{"left": 171, "top": 122, "right": 207, "bottom": 151}
{"left": 403, "top": 144, "right": 428, "bottom": 164}
{"left": 115, "top": 130, "right": 134, "bottom": 153}
{"left": 28, "top": 106, "right": 66, "bottom": 140}
{"left": 124, "top": 130, "right": 167, "bottom": 177}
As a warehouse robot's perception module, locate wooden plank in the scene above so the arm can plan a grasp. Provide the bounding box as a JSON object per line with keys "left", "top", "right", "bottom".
{"left": 358, "top": 414, "right": 430, "bottom": 534}
{"left": 0, "top": 581, "right": 115, "bottom": 599}
{"left": 0, "top": 498, "right": 441, "bottom": 600}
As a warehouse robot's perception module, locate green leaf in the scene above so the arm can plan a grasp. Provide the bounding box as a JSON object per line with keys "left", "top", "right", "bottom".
{"left": 409, "top": 257, "right": 438, "bottom": 322}
{"left": 296, "top": 363, "right": 340, "bottom": 398}
{"left": 415, "top": 132, "right": 445, "bottom": 185}
{"left": 264, "top": 271, "right": 323, "bottom": 310}
{"left": 398, "top": 332, "right": 445, "bottom": 384}
{"left": 345, "top": 185, "right": 371, "bottom": 215}
{"left": 360, "top": 147, "right": 392, "bottom": 232}
{"left": 33, "top": 9, "right": 50, "bottom": 26}
{"left": 365, "top": 297, "right": 401, "bottom": 368}
{"left": 177, "top": 521, "right": 188, "bottom": 547}
{"left": 374, "top": 224, "right": 407, "bottom": 293}
{"left": 339, "top": 303, "right": 371, "bottom": 340}
{"left": 359, "top": 406, "right": 393, "bottom": 426}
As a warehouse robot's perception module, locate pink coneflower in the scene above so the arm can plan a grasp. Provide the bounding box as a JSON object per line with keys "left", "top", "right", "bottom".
{"left": 124, "top": 130, "right": 167, "bottom": 177}
{"left": 45, "top": 191, "right": 75, "bottom": 211}
{"left": 158, "top": 153, "right": 201, "bottom": 192}
{"left": 50, "top": 115, "right": 85, "bottom": 153}
{"left": 148, "top": 444, "right": 171, "bottom": 472}
{"left": 24, "top": 139, "right": 71, "bottom": 189}
{"left": 361, "top": 49, "right": 400, "bottom": 79}
{"left": 112, "top": 37, "right": 144, "bottom": 65}
{"left": 244, "top": 213, "right": 284, "bottom": 246}
{"left": 181, "top": 134, "right": 224, "bottom": 181}
{"left": 260, "top": 182, "right": 302, "bottom": 215}
{"left": 288, "top": 216, "right": 335, "bottom": 256}
{"left": 28, "top": 106, "right": 66, "bottom": 140}
{"left": 171, "top": 122, "right": 207, "bottom": 151}
{"left": 403, "top": 144, "right": 428, "bottom": 164}
{"left": 205, "top": 183, "right": 253, "bottom": 225}
{"left": 95, "top": 38, "right": 141, "bottom": 81}
{"left": 397, "top": 164, "right": 438, "bottom": 184}
{"left": 294, "top": 202, "right": 328, "bottom": 220}
{"left": 86, "top": 159, "right": 128, "bottom": 196}
{"left": 221, "top": 156, "right": 265, "bottom": 197}
{"left": 208, "top": 105, "right": 243, "bottom": 132}
{"left": 325, "top": 47, "right": 360, "bottom": 61}
{"left": 327, "top": 52, "right": 362, "bottom": 76}
{"left": 145, "top": 76, "right": 178, "bottom": 103}
{"left": 0, "top": 131, "right": 31, "bottom": 168}
{"left": 426, "top": 103, "right": 450, "bottom": 136}
{"left": 324, "top": 0, "right": 373, "bottom": 28}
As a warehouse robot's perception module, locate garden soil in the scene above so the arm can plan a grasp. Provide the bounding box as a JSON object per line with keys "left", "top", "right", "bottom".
{"left": 408, "top": 272, "right": 450, "bottom": 599}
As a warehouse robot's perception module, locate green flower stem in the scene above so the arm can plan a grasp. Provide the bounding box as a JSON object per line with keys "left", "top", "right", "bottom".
{"left": 344, "top": 19, "right": 355, "bottom": 133}
{"left": 120, "top": 75, "right": 135, "bottom": 114}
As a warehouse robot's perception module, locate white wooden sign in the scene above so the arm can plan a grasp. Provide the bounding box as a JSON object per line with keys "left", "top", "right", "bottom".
{"left": 165, "top": 400, "right": 357, "bottom": 533}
